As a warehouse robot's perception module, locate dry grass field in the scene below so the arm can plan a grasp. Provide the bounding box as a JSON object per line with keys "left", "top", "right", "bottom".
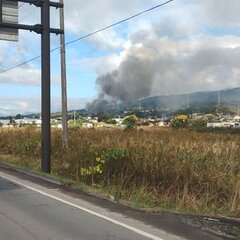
{"left": 0, "top": 127, "right": 239, "bottom": 217}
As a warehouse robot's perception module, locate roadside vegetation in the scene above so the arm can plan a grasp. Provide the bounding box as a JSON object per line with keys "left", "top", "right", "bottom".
{"left": 0, "top": 127, "right": 239, "bottom": 218}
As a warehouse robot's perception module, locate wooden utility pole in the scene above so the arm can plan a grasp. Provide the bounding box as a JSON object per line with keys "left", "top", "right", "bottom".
{"left": 59, "top": 0, "right": 68, "bottom": 148}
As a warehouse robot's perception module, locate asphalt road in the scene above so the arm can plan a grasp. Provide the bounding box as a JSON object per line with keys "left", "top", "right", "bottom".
{"left": 0, "top": 170, "right": 238, "bottom": 240}
{"left": 0, "top": 174, "right": 176, "bottom": 240}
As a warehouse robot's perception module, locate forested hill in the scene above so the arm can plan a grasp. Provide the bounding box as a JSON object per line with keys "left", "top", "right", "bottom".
{"left": 139, "top": 88, "right": 240, "bottom": 111}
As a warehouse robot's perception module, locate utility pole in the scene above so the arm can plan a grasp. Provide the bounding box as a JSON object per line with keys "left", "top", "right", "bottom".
{"left": 41, "top": 0, "right": 51, "bottom": 173}
{"left": 59, "top": 0, "right": 68, "bottom": 148}
{"left": 218, "top": 90, "right": 221, "bottom": 106}
{"left": 0, "top": 0, "right": 64, "bottom": 173}
{"left": 74, "top": 110, "right": 76, "bottom": 126}
{"left": 0, "top": 1, "right": 2, "bottom": 24}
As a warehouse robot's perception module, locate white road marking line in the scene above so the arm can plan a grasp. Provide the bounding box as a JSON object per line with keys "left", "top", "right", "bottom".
{"left": 0, "top": 173, "right": 166, "bottom": 240}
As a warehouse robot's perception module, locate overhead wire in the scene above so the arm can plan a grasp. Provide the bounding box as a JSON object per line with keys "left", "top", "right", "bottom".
{"left": 0, "top": 56, "right": 41, "bottom": 73}
{"left": 19, "top": 8, "right": 38, "bottom": 22}
{"left": 64, "top": 0, "right": 174, "bottom": 47}
{"left": 18, "top": 2, "right": 25, "bottom": 9}
{"left": 17, "top": 0, "right": 39, "bottom": 22}
{"left": 0, "top": 0, "right": 175, "bottom": 74}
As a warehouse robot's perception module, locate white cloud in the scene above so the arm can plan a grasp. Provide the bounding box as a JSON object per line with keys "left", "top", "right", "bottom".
{"left": 72, "top": 53, "right": 123, "bottom": 75}
{"left": 91, "top": 24, "right": 240, "bottom": 104}
{"left": 63, "top": 0, "right": 171, "bottom": 50}
{"left": 0, "top": 96, "right": 40, "bottom": 116}
{"left": 0, "top": 67, "right": 60, "bottom": 86}
{"left": 1, "top": 0, "right": 240, "bottom": 114}
{"left": 0, "top": 95, "right": 90, "bottom": 116}
{"left": 0, "top": 68, "right": 41, "bottom": 85}
{"left": 198, "top": 0, "right": 240, "bottom": 28}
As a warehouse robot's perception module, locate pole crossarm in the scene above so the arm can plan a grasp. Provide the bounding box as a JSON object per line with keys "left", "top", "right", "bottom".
{"left": 0, "top": 22, "right": 42, "bottom": 34}
{"left": 0, "top": 22, "right": 63, "bottom": 34}
{"left": 49, "top": 1, "right": 63, "bottom": 8}
{"left": 49, "top": 27, "right": 63, "bottom": 34}
{"left": 0, "top": 0, "right": 64, "bottom": 173}
{"left": 5, "top": 0, "right": 63, "bottom": 8}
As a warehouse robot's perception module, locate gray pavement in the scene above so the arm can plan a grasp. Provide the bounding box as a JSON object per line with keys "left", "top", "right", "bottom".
{"left": 0, "top": 175, "right": 173, "bottom": 240}
{"left": 0, "top": 169, "right": 238, "bottom": 240}
{"left": 0, "top": 177, "right": 152, "bottom": 240}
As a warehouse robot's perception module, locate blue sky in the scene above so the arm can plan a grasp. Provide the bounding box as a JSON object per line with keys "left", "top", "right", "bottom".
{"left": 0, "top": 0, "right": 240, "bottom": 115}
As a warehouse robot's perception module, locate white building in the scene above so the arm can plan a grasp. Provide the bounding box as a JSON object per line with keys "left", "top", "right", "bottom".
{"left": 82, "top": 122, "right": 94, "bottom": 128}
{"left": 233, "top": 115, "right": 240, "bottom": 122}
{"left": 207, "top": 121, "right": 240, "bottom": 128}
{"left": 0, "top": 119, "right": 10, "bottom": 126}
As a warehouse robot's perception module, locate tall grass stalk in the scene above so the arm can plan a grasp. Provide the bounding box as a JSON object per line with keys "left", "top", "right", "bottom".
{"left": 0, "top": 127, "right": 239, "bottom": 216}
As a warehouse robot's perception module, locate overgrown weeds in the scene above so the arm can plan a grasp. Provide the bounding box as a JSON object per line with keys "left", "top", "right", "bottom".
{"left": 0, "top": 127, "right": 239, "bottom": 217}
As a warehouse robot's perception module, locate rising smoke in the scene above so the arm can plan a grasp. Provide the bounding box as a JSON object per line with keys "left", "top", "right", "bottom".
{"left": 87, "top": 23, "right": 240, "bottom": 114}
{"left": 87, "top": 35, "right": 161, "bottom": 113}
{"left": 87, "top": 56, "right": 156, "bottom": 112}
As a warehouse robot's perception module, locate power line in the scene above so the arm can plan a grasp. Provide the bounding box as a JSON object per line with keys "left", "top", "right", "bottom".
{"left": 19, "top": 8, "right": 37, "bottom": 22}
{"left": 18, "top": 2, "right": 25, "bottom": 9}
{"left": 0, "top": 0, "right": 175, "bottom": 74}
{"left": 65, "top": 0, "right": 174, "bottom": 46}
{"left": 0, "top": 56, "right": 41, "bottom": 73}
{"left": 0, "top": 47, "right": 59, "bottom": 74}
